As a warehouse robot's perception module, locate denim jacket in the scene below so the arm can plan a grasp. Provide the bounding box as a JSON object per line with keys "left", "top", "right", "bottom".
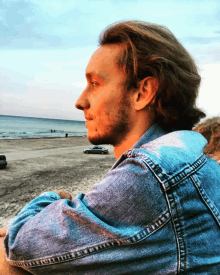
{"left": 4, "top": 123, "right": 220, "bottom": 274}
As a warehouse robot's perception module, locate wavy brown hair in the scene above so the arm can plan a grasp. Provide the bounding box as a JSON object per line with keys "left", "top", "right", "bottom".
{"left": 99, "top": 20, "right": 206, "bottom": 130}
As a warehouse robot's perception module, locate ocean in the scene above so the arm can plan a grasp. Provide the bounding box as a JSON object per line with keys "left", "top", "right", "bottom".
{"left": 0, "top": 115, "right": 87, "bottom": 139}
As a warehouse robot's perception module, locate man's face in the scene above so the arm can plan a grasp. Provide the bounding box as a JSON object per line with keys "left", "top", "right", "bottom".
{"left": 75, "top": 45, "right": 134, "bottom": 146}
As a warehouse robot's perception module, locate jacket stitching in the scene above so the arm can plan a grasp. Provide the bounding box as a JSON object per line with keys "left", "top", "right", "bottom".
{"left": 140, "top": 154, "right": 207, "bottom": 274}
{"left": 7, "top": 210, "right": 171, "bottom": 268}
{"left": 140, "top": 154, "right": 207, "bottom": 191}
{"left": 168, "top": 191, "right": 186, "bottom": 274}
{"left": 190, "top": 174, "right": 220, "bottom": 227}
{"left": 164, "top": 154, "right": 207, "bottom": 190}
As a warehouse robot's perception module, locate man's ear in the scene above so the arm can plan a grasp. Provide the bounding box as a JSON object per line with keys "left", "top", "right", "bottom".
{"left": 134, "top": 77, "right": 158, "bottom": 111}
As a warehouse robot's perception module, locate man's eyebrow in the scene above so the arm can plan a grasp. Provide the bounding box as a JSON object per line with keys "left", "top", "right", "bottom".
{"left": 86, "top": 72, "right": 105, "bottom": 81}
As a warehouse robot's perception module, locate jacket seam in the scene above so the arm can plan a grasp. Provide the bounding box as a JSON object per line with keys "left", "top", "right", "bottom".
{"left": 163, "top": 154, "right": 207, "bottom": 190}
{"left": 139, "top": 154, "right": 207, "bottom": 191}
{"left": 169, "top": 191, "right": 186, "bottom": 274}
{"left": 190, "top": 174, "right": 220, "bottom": 227}
{"left": 7, "top": 210, "right": 171, "bottom": 268}
{"left": 140, "top": 155, "right": 193, "bottom": 274}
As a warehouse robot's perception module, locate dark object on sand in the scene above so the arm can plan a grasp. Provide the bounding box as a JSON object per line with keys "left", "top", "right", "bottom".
{"left": 0, "top": 155, "right": 7, "bottom": 169}
{"left": 83, "top": 146, "right": 108, "bottom": 154}
{"left": 65, "top": 133, "right": 68, "bottom": 138}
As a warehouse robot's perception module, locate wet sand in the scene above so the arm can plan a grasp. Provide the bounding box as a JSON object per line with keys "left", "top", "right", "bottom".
{"left": 0, "top": 137, "right": 115, "bottom": 227}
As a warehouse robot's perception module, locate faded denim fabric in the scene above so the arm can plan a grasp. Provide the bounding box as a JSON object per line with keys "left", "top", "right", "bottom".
{"left": 4, "top": 123, "right": 220, "bottom": 274}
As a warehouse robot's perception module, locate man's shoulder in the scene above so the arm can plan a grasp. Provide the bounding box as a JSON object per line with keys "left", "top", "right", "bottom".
{"left": 129, "top": 130, "right": 208, "bottom": 177}
{"left": 140, "top": 130, "right": 207, "bottom": 155}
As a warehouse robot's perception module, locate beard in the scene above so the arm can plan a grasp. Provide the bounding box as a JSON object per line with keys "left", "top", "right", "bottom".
{"left": 87, "top": 95, "right": 131, "bottom": 147}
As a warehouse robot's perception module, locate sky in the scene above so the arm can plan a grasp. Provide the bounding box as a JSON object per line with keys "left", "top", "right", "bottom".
{"left": 0, "top": 0, "right": 220, "bottom": 121}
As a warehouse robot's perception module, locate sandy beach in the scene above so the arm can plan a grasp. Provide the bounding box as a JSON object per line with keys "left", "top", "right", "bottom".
{"left": 0, "top": 137, "right": 115, "bottom": 227}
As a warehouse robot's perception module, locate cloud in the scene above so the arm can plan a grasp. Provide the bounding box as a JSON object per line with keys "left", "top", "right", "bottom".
{"left": 197, "top": 63, "right": 220, "bottom": 118}
{"left": 0, "top": 0, "right": 98, "bottom": 50}
{"left": 0, "top": 0, "right": 43, "bottom": 45}
{"left": 1, "top": 0, "right": 220, "bottom": 50}
{"left": 186, "top": 41, "right": 220, "bottom": 65}
{"left": 0, "top": 82, "right": 85, "bottom": 120}
{"left": 183, "top": 36, "right": 220, "bottom": 44}
{"left": 72, "top": 79, "right": 87, "bottom": 88}
{"left": 0, "top": 66, "right": 32, "bottom": 93}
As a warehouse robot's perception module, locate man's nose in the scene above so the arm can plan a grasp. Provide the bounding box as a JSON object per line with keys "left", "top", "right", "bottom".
{"left": 75, "top": 90, "right": 90, "bottom": 110}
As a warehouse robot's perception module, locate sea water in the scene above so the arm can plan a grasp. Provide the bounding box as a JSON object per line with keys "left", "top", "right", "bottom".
{"left": 0, "top": 115, "right": 87, "bottom": 139}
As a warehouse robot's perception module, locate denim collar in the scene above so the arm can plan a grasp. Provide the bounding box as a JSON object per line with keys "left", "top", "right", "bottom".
{"left": 132, "top": 123, "right": 168, "bottom": 149}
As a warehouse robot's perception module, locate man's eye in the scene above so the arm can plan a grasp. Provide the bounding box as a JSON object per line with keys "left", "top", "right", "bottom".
{"left": 90, "top": 82, "right": 99, "bottom": 87}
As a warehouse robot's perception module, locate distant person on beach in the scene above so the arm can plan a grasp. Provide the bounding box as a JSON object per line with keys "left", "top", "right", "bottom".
{"left": 1, "top": 20, "right": 220, "bottom": 274}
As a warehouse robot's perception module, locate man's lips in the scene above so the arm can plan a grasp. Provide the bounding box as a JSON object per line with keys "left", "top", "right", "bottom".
{"left": 85, "top": 116, "right": 93, "bottom": 121}
{"left": 85, "top": 117, "right": 93, "bottom": 128}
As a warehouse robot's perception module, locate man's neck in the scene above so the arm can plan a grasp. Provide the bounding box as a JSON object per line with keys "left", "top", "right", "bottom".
{"left": 113, "top": 126, "right": 151, "bottom": 159}
{"left": 113, "top": 110, "right": 156, "bottom": 159}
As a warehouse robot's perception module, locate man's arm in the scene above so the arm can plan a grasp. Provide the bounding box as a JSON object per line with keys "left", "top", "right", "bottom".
{"left": 4, "top": 157, "right": 169, "bottom": 274}
{"left": 0, "top": 189, "right": 71, "bottom": 237}
{"left": 0, "top": 190, "right": 71, "bottom": 275}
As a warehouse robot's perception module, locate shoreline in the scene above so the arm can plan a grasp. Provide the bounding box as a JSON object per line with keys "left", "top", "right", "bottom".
{"left": 0, "top": 135, "right": 87, "bottom": 141}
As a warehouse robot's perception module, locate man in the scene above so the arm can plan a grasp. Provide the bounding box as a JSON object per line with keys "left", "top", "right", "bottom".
{"left": 1, "top": 20, "right": 220, "bottom": 274}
